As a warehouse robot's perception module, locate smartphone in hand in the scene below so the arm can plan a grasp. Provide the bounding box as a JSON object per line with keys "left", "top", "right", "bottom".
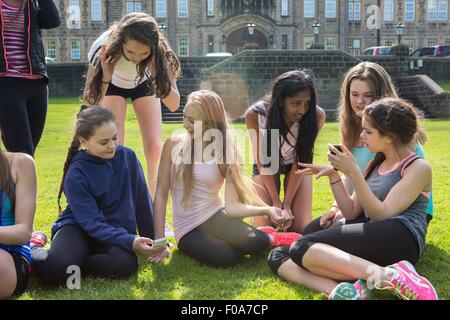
{"left": 329, "top": 144, "right": 343, "bottom": 155}
{"left": 329, "top": 144, "right": 343, "bottom": 171}
{"left": 152, "top": 238, "right": 168, "bottom": 248}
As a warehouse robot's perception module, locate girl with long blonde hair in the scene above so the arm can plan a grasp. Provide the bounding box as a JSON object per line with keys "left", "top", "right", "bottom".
{"left": 150, "top": 90, "right": 301, "bottom": 267}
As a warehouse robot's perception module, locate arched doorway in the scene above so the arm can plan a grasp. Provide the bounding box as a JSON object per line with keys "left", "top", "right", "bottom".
{"left": 226, "top": 28, "right": 268, "bottom": 54}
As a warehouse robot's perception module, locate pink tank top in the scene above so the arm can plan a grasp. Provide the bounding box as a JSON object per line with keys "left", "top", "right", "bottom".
{"left": 170, "top": 158, "right": 225, "bottom": 244}
{"left": 0, "top": 0, "right": 41, "bottom": 79}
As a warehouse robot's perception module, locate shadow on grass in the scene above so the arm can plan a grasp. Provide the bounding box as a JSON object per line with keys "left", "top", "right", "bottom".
{"left": 20, "top": 243, "right": 447, "bottom": 300}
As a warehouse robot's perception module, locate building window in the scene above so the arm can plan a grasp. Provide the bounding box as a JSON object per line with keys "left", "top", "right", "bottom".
{"left": 281, "top": 0, "right": 289, "bottom": 17}
{"left": 47, "top": 40, "right": 57, "bottom": 60}
{"left": 126, "top": 1, "right": 142, "bottom": 13}
{"left": 384, "top": 39, "right": 394, "bottom": 46}
{"left": 348, "top": 38, "right": 361, "bottom": 55}
{"left": 438, "top": 0, "right": 448, "bottom": 20}
{"left": 427, "top": 39, "right": 437, "bottom": 46}
{"left": 68, "top": 0, "right": 80, "bottom": 28}
{"left": 282, "top": 35, "right": 288, "bottom": 49}
{"left": 348, "top": 1, "right": 361, "bottom": 21}
{"left": 178, "top": 0, "right": 188, "bottom": 18}
{"left": 429, "top": 0, "right": 448, "bottom": 21}
{"left": 71, "top": 40, "right": 81, "bottom": 61}
{"left": 325, "top": 36, "right": 336, "bottom": 50}
{"left": 326, "top": 0, "right": 336, "bottom": 18}
{"left": 384, "top": 0, "right": 394, "bottom": 21}
{"left": 304, "top": 0, "right": 314, "bottom": 18}
{"left": 208, "top": 35, "right": 214, "bottom": 53}
{"left": 405, "top": 0, "right": 415, "bottom": 21}
{"left": 303, "top": 36, "right": 314, "bottom": 49}
{"left": 91, "top": 0, "right": 101, "bottom": 21}
{"left": 207, "top": 0, "right": 214, "bottom": 16}
{"left": 156, "top": 0, "right": 166, "bottom": 18}
{"left": 178, "top": 37, "right": 189, "bottom": 56}
{"left": 404, "top": 39, "right": 415, "bottom": 54}
{"left": 446, "top": 39, "right": 450, "bottom": 45}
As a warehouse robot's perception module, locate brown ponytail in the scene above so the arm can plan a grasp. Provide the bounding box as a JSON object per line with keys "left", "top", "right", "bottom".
{"left": 57, "top": 105, "right": 115, "bottom": 213}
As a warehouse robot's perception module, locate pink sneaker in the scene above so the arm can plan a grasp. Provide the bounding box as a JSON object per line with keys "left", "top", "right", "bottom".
{"left": 258, "top": 226, "right": 302, "bottom": 247}
{"left": 384, "top": 263, "right": 439, "bottom": 300}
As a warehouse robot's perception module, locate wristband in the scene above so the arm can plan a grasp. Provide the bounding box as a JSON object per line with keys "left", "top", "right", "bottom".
{"left": 102, "top": 79, "right": 111, "bottom": 84}
{"left": 330, "top": 178, "right": 341, "bottom": 185}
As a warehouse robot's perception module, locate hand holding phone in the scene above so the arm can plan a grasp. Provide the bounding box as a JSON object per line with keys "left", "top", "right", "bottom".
{"left": 152, "top": 237, "right": 168, "bottom": 248}
{"left": 329, "top": 144, "right": 343, "bottom": 171}
{"left": 329, "top": 144, "right": 343, "bottom": 155}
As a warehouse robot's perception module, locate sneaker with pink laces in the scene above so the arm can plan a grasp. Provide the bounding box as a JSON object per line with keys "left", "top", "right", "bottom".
{"left": 30, "top": 231, "right": 48, "bottom": 249}
{"left": 353, "top": 279, "right": 372, "bottom": 300}
{"left": 381, "top": 264, "right": 439, "bottom": 300}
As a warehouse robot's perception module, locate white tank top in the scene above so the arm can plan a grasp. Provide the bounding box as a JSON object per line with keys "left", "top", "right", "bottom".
{"left": 87, "top": 30, "right": 149, "bottom": 89}
{"left": 170, "top": 154, "right": 225, "bottom": 244}
{"left": 257, "top": 113, "right": 299, "bottom": 165}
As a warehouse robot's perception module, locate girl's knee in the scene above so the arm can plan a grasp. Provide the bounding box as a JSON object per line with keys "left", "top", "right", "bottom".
{"left": 0, "top": 267, "right": 16, "bottom": 300}
{"left": 288, "top": 236, "right": 314, "bottom": 269}
{"left": 267, "top": 246, "right": 290, "bottom": 275}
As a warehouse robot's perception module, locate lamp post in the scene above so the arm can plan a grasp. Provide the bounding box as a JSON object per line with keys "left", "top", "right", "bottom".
{"left": 395, "top": 22, "right": 405, "bottom": 44}
{"left": 247, "top": 21, "right": 256, "bottom": 44}
{"left": 312, "top": 21, "right": 321, "bottom": 46}
{"left": 158, "top": 23, "right": 167, "bottom": 33}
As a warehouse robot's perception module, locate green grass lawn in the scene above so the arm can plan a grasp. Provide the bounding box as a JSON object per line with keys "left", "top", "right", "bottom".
{"left": 17, "top": 99, "right": 450, "bottom": 300}
{"left": 438, "top": 81, "right": 450, "bottom": 93}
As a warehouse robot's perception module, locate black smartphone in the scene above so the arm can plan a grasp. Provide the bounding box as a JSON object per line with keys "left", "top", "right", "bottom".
{"left": 329, "top": 144, "right": 343, "bottom": 155}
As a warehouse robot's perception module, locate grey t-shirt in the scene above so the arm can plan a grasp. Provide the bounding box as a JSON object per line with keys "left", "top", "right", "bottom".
{"left": 366, "top": 154, "right": 429, "bottom": 255}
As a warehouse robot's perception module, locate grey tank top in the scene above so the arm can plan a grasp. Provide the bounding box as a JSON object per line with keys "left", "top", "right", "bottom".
{"left": 366, "top": 153, "right": 429, "bottom": 255}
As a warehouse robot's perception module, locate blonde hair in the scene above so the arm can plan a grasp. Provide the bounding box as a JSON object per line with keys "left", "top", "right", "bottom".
{"left": 338, "top": 62, "right": 398, "bottom": 149}
{"left": 175, "top": 90, "right": 265, "bottom": 208}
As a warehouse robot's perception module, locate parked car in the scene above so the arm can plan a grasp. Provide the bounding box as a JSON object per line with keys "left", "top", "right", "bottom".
{"left": 411, "top": 45, "right": 450, "bottom": 58}
{"left": 45, "top": 56, "right": 57, "bottom": 64}
{"left": 205, "top": 52, "right": 232, "bottom": 57}
{"left": 362, "top": 46, "right": 393, "bottom": 56}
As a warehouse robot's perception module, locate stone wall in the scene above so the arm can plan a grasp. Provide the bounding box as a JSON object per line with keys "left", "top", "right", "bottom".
{"left": 397, "top": 75, "right": 450, "bottom": 118}
{"left": 410, "top": 58, "right": 450, "bottom": 82}
{"left": 46, "top": 49, "right": 450, "bottom": 120}
{"left": 200, "top": 49, "right": 360, "bottom": 119}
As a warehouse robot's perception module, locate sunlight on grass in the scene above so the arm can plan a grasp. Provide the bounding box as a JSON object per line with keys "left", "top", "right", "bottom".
{"left": 21, "top": 98, "right": 450, "bottom": 300}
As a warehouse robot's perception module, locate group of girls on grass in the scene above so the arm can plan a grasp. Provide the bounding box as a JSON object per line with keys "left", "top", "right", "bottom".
{"left": 0, "top": 7, "right": 438, "bottom": 300}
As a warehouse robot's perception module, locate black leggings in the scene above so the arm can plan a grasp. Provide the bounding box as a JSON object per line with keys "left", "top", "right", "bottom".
{"left": 31, "top": 225, "right": 138, "bottom": 286}
{"left": 178, "top": 210, "right": 271, "bottom": 268}
{"left": 268, "top": 215, "right": 420, "bottom": 274}
{"left": 0, "top": 77, "right": 48, "bottom": 157}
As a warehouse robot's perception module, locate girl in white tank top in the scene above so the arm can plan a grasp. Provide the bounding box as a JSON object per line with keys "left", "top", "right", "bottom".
{"left": 148, "top": 90, "right": 302, "bottom": 267}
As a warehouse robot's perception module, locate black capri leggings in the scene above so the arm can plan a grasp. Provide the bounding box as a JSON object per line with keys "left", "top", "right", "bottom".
{"left": 31, "top": 225, "right": 138, "bottom": 286}
{"left": 268, "top": 215, "right": 420, "bottom": 274}
{"left": 178, "top": 210, "right": 271, "bottom": 268}
{"left": 0, "top": 77, "right": 48, "bottom": 156}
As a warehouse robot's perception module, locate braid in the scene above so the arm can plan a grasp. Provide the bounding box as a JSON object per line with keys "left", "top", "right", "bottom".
{"left": 58, "top": 136, "right": 81, "bottom": 213}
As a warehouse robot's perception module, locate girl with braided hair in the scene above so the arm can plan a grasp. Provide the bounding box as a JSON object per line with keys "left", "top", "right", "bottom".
{"left": 31, "top": 105, "right": 159, "bottom": 285}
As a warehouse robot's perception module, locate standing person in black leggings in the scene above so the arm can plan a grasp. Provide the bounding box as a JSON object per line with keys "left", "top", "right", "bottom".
{"left": 0, "top": 0, "right": 60, "bottom": 156}
{"left": 31, "top": 106, "right": 160, "bottom": 285}
{"left": 267, "top": 98, "right": 438, "bottom": 300}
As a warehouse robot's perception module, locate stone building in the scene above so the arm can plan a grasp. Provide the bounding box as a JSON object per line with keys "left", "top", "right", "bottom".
{"left": 44, "top": 0, "right": 450, "bottom": 62}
